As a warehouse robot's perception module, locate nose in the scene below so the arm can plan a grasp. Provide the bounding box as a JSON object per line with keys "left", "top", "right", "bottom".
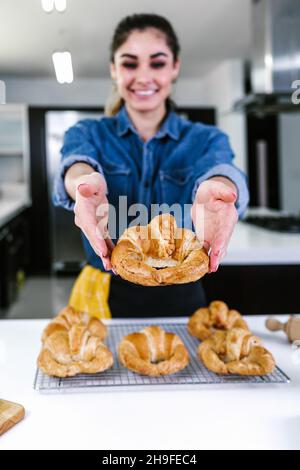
{"left": 135, "top": 64, "right": 154, "bottom": 85}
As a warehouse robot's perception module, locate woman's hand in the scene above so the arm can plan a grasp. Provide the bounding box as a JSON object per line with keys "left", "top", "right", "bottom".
{"left": 73, "top": 172, "right": 115, "bottom": 271}
{"left": 191, "top": 178, "right": 238, "bottom": 273}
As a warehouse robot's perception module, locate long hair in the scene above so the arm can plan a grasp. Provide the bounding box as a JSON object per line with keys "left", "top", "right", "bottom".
{"left": 105, "top": 13, "right": 180, "bottom": 116}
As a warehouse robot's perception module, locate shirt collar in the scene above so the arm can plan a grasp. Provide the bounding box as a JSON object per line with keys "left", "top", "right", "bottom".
{"left": 116, "top": 104, "right": 181, "bottom": 141}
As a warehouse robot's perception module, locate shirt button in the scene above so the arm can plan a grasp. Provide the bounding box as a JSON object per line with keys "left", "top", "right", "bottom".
{"left": 144, "top": 181, "right": 150, "bottom": 188}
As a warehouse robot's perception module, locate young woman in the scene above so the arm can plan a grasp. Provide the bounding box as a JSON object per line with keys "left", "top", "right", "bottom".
{"left": 53, "top": 14, "right": 249, "bottom": 318}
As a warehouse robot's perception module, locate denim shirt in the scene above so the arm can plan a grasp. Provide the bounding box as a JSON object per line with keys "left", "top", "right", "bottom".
{"left": 53, "top": 105, "right": 249, "bottom": 271}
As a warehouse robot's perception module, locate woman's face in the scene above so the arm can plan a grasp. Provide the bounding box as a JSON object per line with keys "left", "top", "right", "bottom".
{"left": 110, "top": 27, "right": 181, "bottom": 113}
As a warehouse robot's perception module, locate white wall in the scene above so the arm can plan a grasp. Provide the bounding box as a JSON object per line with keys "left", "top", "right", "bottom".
{"left": 200, "top": 60, "right": 247, "bottom": 172}
{"left": 1, "top": 76, "right": 212, "bottom": 107}
{"left": 2, "top": 77, "right": 112, "bottom": 107}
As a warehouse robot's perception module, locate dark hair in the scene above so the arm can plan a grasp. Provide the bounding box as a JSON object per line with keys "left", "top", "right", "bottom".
{"left": 105, "top": 13, "right": 180, "bottom": 116}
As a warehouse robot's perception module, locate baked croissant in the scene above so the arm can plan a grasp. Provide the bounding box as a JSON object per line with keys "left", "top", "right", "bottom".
{"left": 111, "top": 214, "right": 209, "bottom": 286}
{"left": 188, "top": 300, "right": 249, "bottom": 341}
{"left": 198, "top": 328, "right": 276, "bottom": 375}
{"left": 38, "top": 306, "right": 113, "bottom": 377}
{"left": 42, "top": 305, "right": 107, "bottom": 343}
{"left": 118, "top": 325, "right": 189, "bottom": 376}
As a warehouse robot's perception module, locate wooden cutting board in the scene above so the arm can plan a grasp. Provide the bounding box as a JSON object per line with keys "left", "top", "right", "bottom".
{"left": 0, "top": 399, "right": 25, "bottom": 436}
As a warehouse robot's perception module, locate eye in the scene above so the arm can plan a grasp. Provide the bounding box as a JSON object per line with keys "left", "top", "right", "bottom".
{"left": 122, "top": 62, "right": 137, "bottom": 69}
{"left": 151, "top": 62, "right": 166, "bottom": 69}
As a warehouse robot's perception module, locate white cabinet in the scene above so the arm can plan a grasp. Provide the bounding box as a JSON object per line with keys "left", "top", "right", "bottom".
{"left": 0, "top": 104, "right": 30, "bottom": 191}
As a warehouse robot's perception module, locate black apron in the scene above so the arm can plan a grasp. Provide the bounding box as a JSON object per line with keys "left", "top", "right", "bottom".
{"left": 109, "top": 275, "right": 207, "bottom": 317}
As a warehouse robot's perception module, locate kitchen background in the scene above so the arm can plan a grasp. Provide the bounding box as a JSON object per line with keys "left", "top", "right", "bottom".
{"left": 0, "top": 0, "right": 299, "bottom": 319}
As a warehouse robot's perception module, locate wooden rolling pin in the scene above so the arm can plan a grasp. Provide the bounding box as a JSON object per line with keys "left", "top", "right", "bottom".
{"left": 266, "top": 316, "right": 300, "bottom": 342}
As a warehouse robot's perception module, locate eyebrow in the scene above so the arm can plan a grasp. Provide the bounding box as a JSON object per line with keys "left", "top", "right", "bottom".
{"left": 120, "top": 52, "right": 168, "bottom": 59}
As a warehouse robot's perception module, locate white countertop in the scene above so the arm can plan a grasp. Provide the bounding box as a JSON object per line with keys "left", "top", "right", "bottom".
{"left": 0, "top": 315, "right": 299, "bottom": 450}
{"left": 224, "top": 221, "right": 300, "bottom": 265}
{"left": 0, "top": 183, "right": 31, "bottom": 228}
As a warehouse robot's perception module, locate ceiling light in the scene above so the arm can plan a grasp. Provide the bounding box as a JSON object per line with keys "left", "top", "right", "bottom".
{"left": 54, "top": 0, "right": 67, "bottom": 12}
{"left": 41, "top": 0, "right": 67, "bottom": 12}
{"left": 41, "top": 0, "right": 55, "bottom": 12}
{"left": 52, "top": 52, "right": 73, "bottom": 84}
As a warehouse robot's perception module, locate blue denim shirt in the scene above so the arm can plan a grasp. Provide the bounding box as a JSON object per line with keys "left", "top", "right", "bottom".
{"left": 53, "top": 105, "right": 249, "bottom": 271}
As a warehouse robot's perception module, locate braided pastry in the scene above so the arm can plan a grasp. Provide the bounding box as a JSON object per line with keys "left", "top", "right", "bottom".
{"left": 188, "top": 300, "right": 249, "bottom": 341}
{"left": 111, "top": 214, "right": 209, "bottom": 286}
{"left": 198, "top": 328, "right": 276, "bottom": 375}
{"left": 38, "top": 306, "right": 113, "bottom": 377}
{"left": 118, "top": 326, "right": 189, "bottom": 376}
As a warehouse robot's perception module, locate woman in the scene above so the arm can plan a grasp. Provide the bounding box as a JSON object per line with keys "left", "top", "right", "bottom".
{"left": 53, "top": 13, "right": 249, "bottom": 318}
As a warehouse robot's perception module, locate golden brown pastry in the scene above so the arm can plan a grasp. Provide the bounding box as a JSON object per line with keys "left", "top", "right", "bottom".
{"left": 118, "top": 325, "right": 189, "bottom": 376}
{"left": 111, "top": 214, "right": 209, "bottom": 286}
{"left": 198, "top": 328, "right": 276, "bottom": 376}
{"left": 42, "top": 305, "right": 107, "bottom": 342}
{"left": 188, "top": 300, "right": 249, "bottom": 341}
{"left": 37, "top": 306, "right": 113, "bottom": 377}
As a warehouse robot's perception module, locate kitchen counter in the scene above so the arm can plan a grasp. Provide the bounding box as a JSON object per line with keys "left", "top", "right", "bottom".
{"left": 223, "top": 221, "right": 300, "bottom": 265}
{"left": 0, "top": 198, "right": 31, "bottom": 228}
{"left": 0, "top": 183, "right": 31, "bottom": 228}
{"left": 0, "top": 315, "right": 299, "bottom": 450}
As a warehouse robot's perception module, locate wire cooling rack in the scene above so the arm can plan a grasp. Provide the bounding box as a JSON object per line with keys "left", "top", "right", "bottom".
{"left": 34, "top": 318, "right": 290, "bottom": 392}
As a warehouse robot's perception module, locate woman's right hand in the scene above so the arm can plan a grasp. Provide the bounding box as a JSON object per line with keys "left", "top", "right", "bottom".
{"left": 73, "top": 172, "right": 115, "bottom": 271}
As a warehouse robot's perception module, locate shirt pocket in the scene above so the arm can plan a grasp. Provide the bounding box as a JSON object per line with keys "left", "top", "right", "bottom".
{"left": 159, "top": 166, "right": 195, "bottom": 206}
{"left": 101, "top": 160, "right": 131, "bottom": 208}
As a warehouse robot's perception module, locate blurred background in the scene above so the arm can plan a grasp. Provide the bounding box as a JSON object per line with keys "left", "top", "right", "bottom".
{"left": 0, "top": 0, "right": 299, "bottom": 319}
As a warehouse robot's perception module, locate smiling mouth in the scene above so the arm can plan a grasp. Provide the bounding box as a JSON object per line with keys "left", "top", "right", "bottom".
{"left": 130, "top": 89, "right": 158, "bottom": 97}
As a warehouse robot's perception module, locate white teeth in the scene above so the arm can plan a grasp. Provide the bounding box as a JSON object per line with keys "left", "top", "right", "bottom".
{"left": 133, "top": 90, "right": 157, "bottom": 96}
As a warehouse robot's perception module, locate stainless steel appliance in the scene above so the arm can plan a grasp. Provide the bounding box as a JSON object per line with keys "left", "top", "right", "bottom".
{"left": 45, "top": 110, "right": 103, "bottom": 273}
{"left": 235, "top": 0, "right": 300, "bottom": 114}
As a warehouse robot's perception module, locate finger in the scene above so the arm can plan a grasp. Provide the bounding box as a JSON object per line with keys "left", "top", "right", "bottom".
{"left": 105, "top": 236, "right": 115, "bottom": 253}
{"left": 211, "top": 185, "right": 237, "bottom": 203}
{"left": 86, "top": 227, "right": 110, "bottom": 258}
{"left": 81, "top": 227, "right": 104, "bottom": 257}
{"left": 78, "top": 172, "right": 107, "bottom": 191}
{"left": 95, "top": 223, "right": 113, "bottom": 255}
{"left": 77, "top": 183, "right": 100, "bottom": 198}
{"left": 101, "top": 254, "right": 113, "bottom": 271}
{"left": 209, "top": 250, "right": 220, "bottom": 273}
{"left": 76, "top": 217, "right": 110, "bottom": 269}
{"left": 203, "top": 240, "right": 210, "bottom": 253}
{"left": 209, "top": 239, "right": 225, "bottom": 273}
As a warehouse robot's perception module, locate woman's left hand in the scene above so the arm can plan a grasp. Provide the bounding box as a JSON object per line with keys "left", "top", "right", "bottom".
{"left": 191, "top": 179, "right": 238, "bottom": 273}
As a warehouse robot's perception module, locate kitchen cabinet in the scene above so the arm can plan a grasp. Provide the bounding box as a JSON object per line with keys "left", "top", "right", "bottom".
{"left": 0, "top": 210, "right": 30, "bottom": 313}
{"left": 203, "top": 264, "right": 300, "bottom": 315}
{"left": 0, "top": 104, "right": 30, "bottom": 187}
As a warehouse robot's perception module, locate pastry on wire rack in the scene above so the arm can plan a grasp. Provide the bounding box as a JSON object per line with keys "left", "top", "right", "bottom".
{"left": 118, "top": 325, "right": 189, "bottom": 376}
{"left": 188, "top": 300, "right": 249, "bottom": 341}
{"left": 37, "top": 306, "right": 113, "bottom": 377}
{"left": 198, "top": 328, "right": 276, "bottom": 376}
